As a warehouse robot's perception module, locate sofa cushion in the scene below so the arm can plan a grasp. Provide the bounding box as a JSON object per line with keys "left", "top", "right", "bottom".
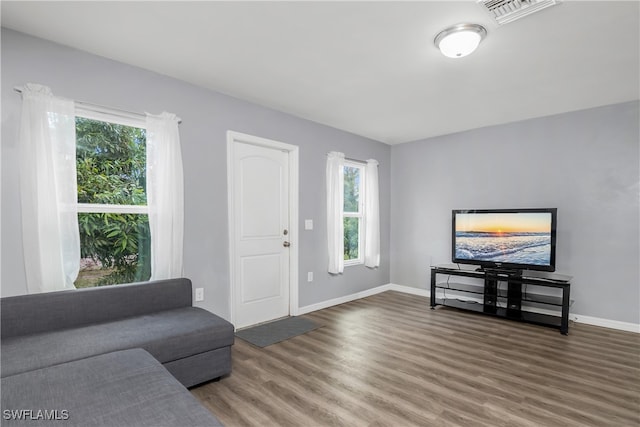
{"left": 1, "top": 279, "right": 193, "bottom": 339}
{"left": 1, "top": 307, "right": 234, "bottom": 378}
{"left": 1, "top": 348, "right": 223, "bottom": 426}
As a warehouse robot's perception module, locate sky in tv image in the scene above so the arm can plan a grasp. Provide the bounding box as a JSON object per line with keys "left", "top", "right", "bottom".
{"left": 455, "top": 213, "right": 552, "bottom": 266}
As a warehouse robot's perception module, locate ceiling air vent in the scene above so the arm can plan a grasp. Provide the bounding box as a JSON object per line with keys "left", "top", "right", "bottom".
{"left": 479, "top": 0, "right": 559, "bottom": 25}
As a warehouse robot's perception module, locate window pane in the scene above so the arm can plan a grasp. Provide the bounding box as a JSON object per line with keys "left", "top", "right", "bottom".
{"left": 344, "top": 166, "right": 360, "bottom": 212}
{"left": 76, "top": 117, "right": 147, "bottom": 205}
{"left": 75, "top": 213, "right": 151, "bottom": 288}
{"left": 344, "top": 217, "right": 359, "bottom": 260}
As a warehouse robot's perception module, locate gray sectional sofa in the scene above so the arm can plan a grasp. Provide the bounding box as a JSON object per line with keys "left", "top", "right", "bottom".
{"left": 1, "top": 278, "right": 234, "bottom": 426}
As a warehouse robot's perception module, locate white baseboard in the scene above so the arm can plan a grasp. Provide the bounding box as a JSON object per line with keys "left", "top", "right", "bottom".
{"left": 297, "top": 284, "right": 392, "bottom": 315}
{"left": 297, "top": 283, "right": 431, "bottom": 315}
{"left": 388, "top": 283, "right": 431, "bottom": 297}
{"left": 297, "top": 283, "right": 640, "bottom": 333}
{"left": 569, "top": 314, "right": 640, "bottom": 333}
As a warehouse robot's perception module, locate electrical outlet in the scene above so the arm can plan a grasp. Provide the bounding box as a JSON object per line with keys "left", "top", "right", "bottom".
{"left": 195, "top": 288, "right": 204, "bottom": 302}
{"left": 307, "top": 272, "right": 313, "bottom": 282}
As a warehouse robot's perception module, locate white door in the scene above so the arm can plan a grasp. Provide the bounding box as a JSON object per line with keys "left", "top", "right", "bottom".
{"left": 231, "top": 140, "right": 290, "bottom": 329}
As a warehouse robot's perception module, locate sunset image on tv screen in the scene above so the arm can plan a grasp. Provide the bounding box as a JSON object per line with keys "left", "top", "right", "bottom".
{"left": 455, "top": 212, "right": 552, "bottom": 266}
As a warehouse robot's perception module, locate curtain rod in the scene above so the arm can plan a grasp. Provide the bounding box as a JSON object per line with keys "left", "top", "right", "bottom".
{"left": 13, "top": 87, "right": 182, "bottom": 124}
{"left": 346, "top": 157, "right": 367, "bottom": 165}
{"left": 326, "top": 152, "right": 367, "bottom": 164}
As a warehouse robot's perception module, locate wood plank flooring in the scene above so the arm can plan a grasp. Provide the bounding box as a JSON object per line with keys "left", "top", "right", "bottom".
{"left": 191, "top": 291, "right": 640, "bottom": 427}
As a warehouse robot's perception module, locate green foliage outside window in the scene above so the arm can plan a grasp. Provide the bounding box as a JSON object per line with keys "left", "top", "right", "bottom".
{"left": 75, "top": 117, "right": 151, "bottom": 287}
{"left": 344, "top": 166, "right": 360, "bottom": 261}
{"left": 343, "top": 166, "right": 359, "bottom": 213}
{"left": 344, "top": 217, "right": 359, "bottom": 260}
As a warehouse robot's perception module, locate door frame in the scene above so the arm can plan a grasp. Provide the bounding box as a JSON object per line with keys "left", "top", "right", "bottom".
{"left": 226, "top": 131, "right": 299, "bottom": 329}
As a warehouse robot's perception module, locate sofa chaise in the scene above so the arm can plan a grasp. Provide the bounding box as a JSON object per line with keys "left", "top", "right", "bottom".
{"left": 1, "top": 278, "right": 234, "bottom": 426}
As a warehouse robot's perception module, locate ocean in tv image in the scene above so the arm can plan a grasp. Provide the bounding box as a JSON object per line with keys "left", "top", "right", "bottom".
{"left": 455, "top": 213, "right": 552, "bottom": 266}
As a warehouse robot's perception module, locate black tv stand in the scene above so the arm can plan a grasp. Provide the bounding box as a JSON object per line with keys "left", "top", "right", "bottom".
{"left": 477, "top": 267, "right": 522, "bottom": 276}
{"left": 430, "top": 264, "right": 572, "bottom": 334}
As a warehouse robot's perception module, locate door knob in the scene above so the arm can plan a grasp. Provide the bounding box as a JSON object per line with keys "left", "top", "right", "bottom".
{"left": 283, "top": 241, "right": 291, "bottom": 247}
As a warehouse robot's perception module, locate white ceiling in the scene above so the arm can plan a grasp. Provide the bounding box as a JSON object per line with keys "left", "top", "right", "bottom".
{"left": 2, "top": 1, "right": 639, "bottom": 145}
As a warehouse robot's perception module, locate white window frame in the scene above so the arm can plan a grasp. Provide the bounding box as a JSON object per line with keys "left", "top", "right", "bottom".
{"left": 343, "top": 161, "right": 364, "bottom": 267}
{"left": 75, "top": 107, "right": 149, "bottom": 216}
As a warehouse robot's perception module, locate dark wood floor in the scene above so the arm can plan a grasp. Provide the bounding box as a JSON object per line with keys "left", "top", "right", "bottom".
{"left": 191, "top": 291, "right": 640, "bottom": 427}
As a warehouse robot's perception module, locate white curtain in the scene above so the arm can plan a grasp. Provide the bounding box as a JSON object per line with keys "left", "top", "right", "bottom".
{"left": 326, "top": 151, "right": 345, "bottom": 274}
{"left": 364, "top": 159, "right": 380, "bottom": 268}
{"left": 146, "top": 112, "right": 184, "bottom": 280}
{"left": 19, "top": 84, "right": 80, "bottom": 293}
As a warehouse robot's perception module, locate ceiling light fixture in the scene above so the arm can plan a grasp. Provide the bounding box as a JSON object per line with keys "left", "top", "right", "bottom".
{"left": 434, "top": 23, "right": 487, "bottom": 59}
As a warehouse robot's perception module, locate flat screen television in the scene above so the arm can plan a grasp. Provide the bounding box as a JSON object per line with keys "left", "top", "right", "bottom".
{"left": 452, "top": 208, "right": 557, "bottom": 272}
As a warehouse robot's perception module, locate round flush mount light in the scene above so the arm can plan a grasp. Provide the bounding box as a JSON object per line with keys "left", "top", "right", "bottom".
{"left": 434, "top": 23, "right": 487, "bottom": 59}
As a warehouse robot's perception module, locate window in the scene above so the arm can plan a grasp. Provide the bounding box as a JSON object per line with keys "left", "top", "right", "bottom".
{"left": 343, "top": 162, "right": 364, "bottom": 265}
{"left": 18, "top": 83, "right": 183, "bottom": 293}
{"left": 75, "top": 113, "right": 151, "bottom": 288}
{"left": 326, "top": 151, "right": 379, "bottom": 274}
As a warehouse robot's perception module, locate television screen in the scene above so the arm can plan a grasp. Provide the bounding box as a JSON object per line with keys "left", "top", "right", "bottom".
{"left": 452, "top": 208, "right": 557, "bottom": 272}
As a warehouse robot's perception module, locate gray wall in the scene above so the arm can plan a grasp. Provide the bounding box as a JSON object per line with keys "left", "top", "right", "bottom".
{"left": 390, "top": 101, "right": 640, "bottom": 324}
{"left": 0, "top": 29, "right": 391, "bottom": 318}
